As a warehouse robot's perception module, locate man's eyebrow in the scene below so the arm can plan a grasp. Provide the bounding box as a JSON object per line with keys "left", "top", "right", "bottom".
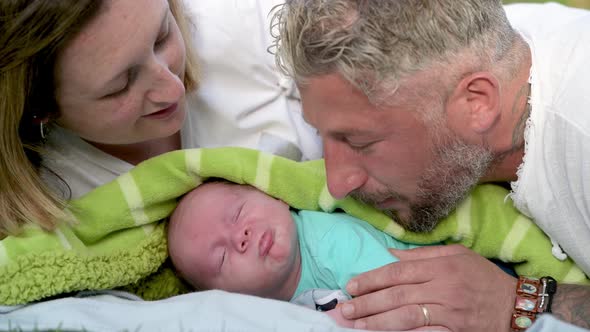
{"left": 326, "top": 128, "right": 377, "bottom": 137}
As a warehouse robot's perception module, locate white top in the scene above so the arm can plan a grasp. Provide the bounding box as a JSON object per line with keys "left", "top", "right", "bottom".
{"left": 42, "top": 110, "right": 198, "bottom": 200}
{"left": 505, "top": 3, "right": 590, "bottom": 274}
{"left": 184, "top": 0, "right": 322, "bottom": 161}
{"left": 42, "top": 0, "right": 322, "bottom": 200}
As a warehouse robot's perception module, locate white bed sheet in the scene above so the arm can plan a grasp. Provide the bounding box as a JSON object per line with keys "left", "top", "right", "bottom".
{"left": 0, "top": 290, "right": 357, "bottom": 332}
{"left": 1, "top": 290, "right": 585, "bottom": 332}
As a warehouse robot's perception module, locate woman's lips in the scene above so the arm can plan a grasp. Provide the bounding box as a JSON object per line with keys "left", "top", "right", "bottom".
{"left": 143, "top": 103, "right": 178, "bottom": 119}
{"left": 258, "top": 230, "right": 274, "bottom": 257}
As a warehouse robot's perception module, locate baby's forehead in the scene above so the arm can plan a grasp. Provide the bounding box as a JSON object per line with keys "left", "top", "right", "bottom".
{"left": 181, "top": 183, "right": 245, "bottom": 215}
{"left": 196, "top": 182, "right": 255, "bottom": 196}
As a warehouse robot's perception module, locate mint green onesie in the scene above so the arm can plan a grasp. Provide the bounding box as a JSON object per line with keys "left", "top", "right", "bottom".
{"left": 290, "top": 210, "right": 423, "bottom": 300}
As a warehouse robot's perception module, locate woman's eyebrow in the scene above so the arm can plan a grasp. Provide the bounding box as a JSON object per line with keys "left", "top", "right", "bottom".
{"left": 156, "top": 3, "right": 170, "bottom": 34}
{"left": 99, "top": 3, "right": 170, "bottom": 90}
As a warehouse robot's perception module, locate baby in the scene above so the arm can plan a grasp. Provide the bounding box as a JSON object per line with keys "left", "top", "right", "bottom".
{"left": 167, "top": 181, "right": 423, "bottom": 309}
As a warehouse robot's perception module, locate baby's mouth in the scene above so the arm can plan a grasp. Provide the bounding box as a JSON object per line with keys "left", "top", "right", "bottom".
{"left": 258, "top": 230, "right": 274, "bottom": 257}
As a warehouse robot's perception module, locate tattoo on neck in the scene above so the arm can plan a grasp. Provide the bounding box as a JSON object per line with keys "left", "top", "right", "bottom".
{"left": 511, "top": 83, "right": 531, "bottom": 149}
{"left": 551, "top": 284, "right": 590, "bottom": 328}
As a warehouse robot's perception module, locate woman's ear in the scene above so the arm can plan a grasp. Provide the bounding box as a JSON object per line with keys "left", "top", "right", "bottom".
{"left": 446, "top": 72, "right": 501, "bottom": 135}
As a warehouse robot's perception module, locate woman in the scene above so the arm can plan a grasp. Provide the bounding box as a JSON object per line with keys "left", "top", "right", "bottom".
{"left": 0, "top": 0, "right": 199, "bottom": 237}
{"left": 1, "top": 0, "right": 321, "bottom": 239}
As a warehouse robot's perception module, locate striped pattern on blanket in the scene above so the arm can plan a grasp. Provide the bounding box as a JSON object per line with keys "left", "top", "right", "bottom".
{"left": 0, "top": 147, "right": 587, "bottom": 305}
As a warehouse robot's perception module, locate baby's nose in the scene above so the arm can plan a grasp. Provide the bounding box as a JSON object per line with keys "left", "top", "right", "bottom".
{"left": 234, "top": 227, "right": 251, "bottom": 253}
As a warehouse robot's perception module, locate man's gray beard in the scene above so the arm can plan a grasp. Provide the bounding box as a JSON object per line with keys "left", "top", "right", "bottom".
{"left": 405, "top": 140, "right": 493, "bottom": 232}
{"left": 354, "top": 139, "right": 493, "bottom": 233}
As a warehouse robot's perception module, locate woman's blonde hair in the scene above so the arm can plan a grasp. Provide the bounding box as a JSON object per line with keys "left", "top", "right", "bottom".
{"left": 170, "top": 0, "right": 200, "bottom": 93}
{"left": 0, "top": 0, "right": 200, "bottom": 238}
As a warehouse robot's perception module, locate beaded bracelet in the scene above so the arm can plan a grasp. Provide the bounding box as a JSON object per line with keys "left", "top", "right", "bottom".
{"left": 511, "top": 276, "right": 557, "bottom": 331}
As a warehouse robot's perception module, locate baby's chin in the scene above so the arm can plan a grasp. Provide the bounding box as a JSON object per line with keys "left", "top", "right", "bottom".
{"left": 267, "top": 244, "right": 298, "bottom": 269}
{"left": 269, "top": 237, "right": 301, "bottom": 273}
{"left": 269, "top": 227, "right": 298, "bottom": 260}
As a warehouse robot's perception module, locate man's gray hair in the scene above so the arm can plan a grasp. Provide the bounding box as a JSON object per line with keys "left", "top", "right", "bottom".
{"left": 271, "top": 0, "right": 519, "bottom": 103}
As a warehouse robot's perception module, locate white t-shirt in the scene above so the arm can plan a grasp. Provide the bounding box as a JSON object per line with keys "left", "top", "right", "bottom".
{"left": 42, "top": 0, "right": 322, "bottom": 200}
{"left": 505, "top": 3, "right": 590, "bottom": 275}
{"left": 42, "top": 109, "right": 197, "bottom": 200}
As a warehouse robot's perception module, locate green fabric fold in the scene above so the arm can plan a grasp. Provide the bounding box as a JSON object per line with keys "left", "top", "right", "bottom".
{"left": 0, "top": 147, "right": 587, "bottom": 305}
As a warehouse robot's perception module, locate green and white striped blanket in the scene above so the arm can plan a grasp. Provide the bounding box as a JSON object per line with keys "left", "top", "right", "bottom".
{"left": 0, "top": 147, "right": 587, "bottom": 305}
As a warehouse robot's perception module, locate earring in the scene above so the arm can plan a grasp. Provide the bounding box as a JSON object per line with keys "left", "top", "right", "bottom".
{"left": 32, "top": 115, "right": 49, "bottom": 140}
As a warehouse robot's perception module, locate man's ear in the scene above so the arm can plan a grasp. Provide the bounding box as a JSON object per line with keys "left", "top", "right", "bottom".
{"left": 446, "top": 72, "right": 501, "bottom": 135}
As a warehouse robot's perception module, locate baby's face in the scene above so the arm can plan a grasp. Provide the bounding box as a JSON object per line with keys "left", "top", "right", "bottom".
{"left": 169, "top": 182, "right": 301, "bottom": 301}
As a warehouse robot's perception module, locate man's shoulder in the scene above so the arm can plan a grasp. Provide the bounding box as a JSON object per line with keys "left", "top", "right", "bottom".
{"left": 505, "top": 3, "right": 589, "bottom": 34}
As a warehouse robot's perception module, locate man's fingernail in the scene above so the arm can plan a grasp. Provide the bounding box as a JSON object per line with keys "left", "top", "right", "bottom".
{"left": 341, "top": 303, "right": 354, "bottom": 317}
{"left": 354, "top": 319, "right": 367, "bottom": 329}
{"left": 347, "top": 280, "right": 358, "bottom": 293}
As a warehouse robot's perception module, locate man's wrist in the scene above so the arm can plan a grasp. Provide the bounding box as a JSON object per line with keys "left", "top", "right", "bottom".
{"left": 510, "top": 276, "right": 557, "bottom": 331}
{"left": 550, "top": 283, "right": 590, "bottom": 329}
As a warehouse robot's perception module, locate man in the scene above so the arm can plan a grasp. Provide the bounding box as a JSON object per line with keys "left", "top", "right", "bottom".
{"left": 272, "top": 1, "right": 590, "bottom": 331}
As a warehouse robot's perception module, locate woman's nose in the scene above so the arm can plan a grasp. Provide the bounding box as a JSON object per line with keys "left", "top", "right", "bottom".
{"left": 146, "top": 61, "right": 185, "bottom": 105}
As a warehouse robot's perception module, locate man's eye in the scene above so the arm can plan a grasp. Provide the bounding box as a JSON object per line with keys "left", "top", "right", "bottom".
{"left": 347, "top": 140, "right": 374, "bottom": 152}
{"left": 349, "top": 142, "right": 368, "bottom": 150}
{"left": 348, "top": 139, "right": 381, "bottom": 154}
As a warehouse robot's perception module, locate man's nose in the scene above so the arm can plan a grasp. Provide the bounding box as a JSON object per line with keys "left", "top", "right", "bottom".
{"left": 323, "top": 139, "right": 368, "bottom": 199}
{"left": 232, "top": 226, "right": 251, "bottom": 253}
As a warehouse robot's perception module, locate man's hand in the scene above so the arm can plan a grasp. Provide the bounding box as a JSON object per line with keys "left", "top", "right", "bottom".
{"left": 340, "top": 244, "right": 517, "bottom": 331}
{"left": 325, "top": 304, "right": 356, "bottom": 328}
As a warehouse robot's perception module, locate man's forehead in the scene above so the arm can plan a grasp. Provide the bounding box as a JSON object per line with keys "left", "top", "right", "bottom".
{"left": 300, "top": 95, "right": 391, "bottom": 134}
{"left": 298, "top": 74, "right": 364, "bottom": 99}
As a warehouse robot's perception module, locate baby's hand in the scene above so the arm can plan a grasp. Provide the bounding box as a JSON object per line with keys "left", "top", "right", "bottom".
{"left": 325, "top": 303, "right": 355, "bottom": 328}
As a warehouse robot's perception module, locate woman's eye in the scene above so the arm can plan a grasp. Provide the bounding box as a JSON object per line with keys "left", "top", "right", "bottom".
{"left": 103, "top": 68, "right": 138, "bottom": 99}
{"left": 155, "top": 32, "right": 169, "bottom": 47}
{"left": 155, "top": 22, "right": 170, "bottom": 47}
{"left": 105, "top": 82, "right": 130, "bottom": 98}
